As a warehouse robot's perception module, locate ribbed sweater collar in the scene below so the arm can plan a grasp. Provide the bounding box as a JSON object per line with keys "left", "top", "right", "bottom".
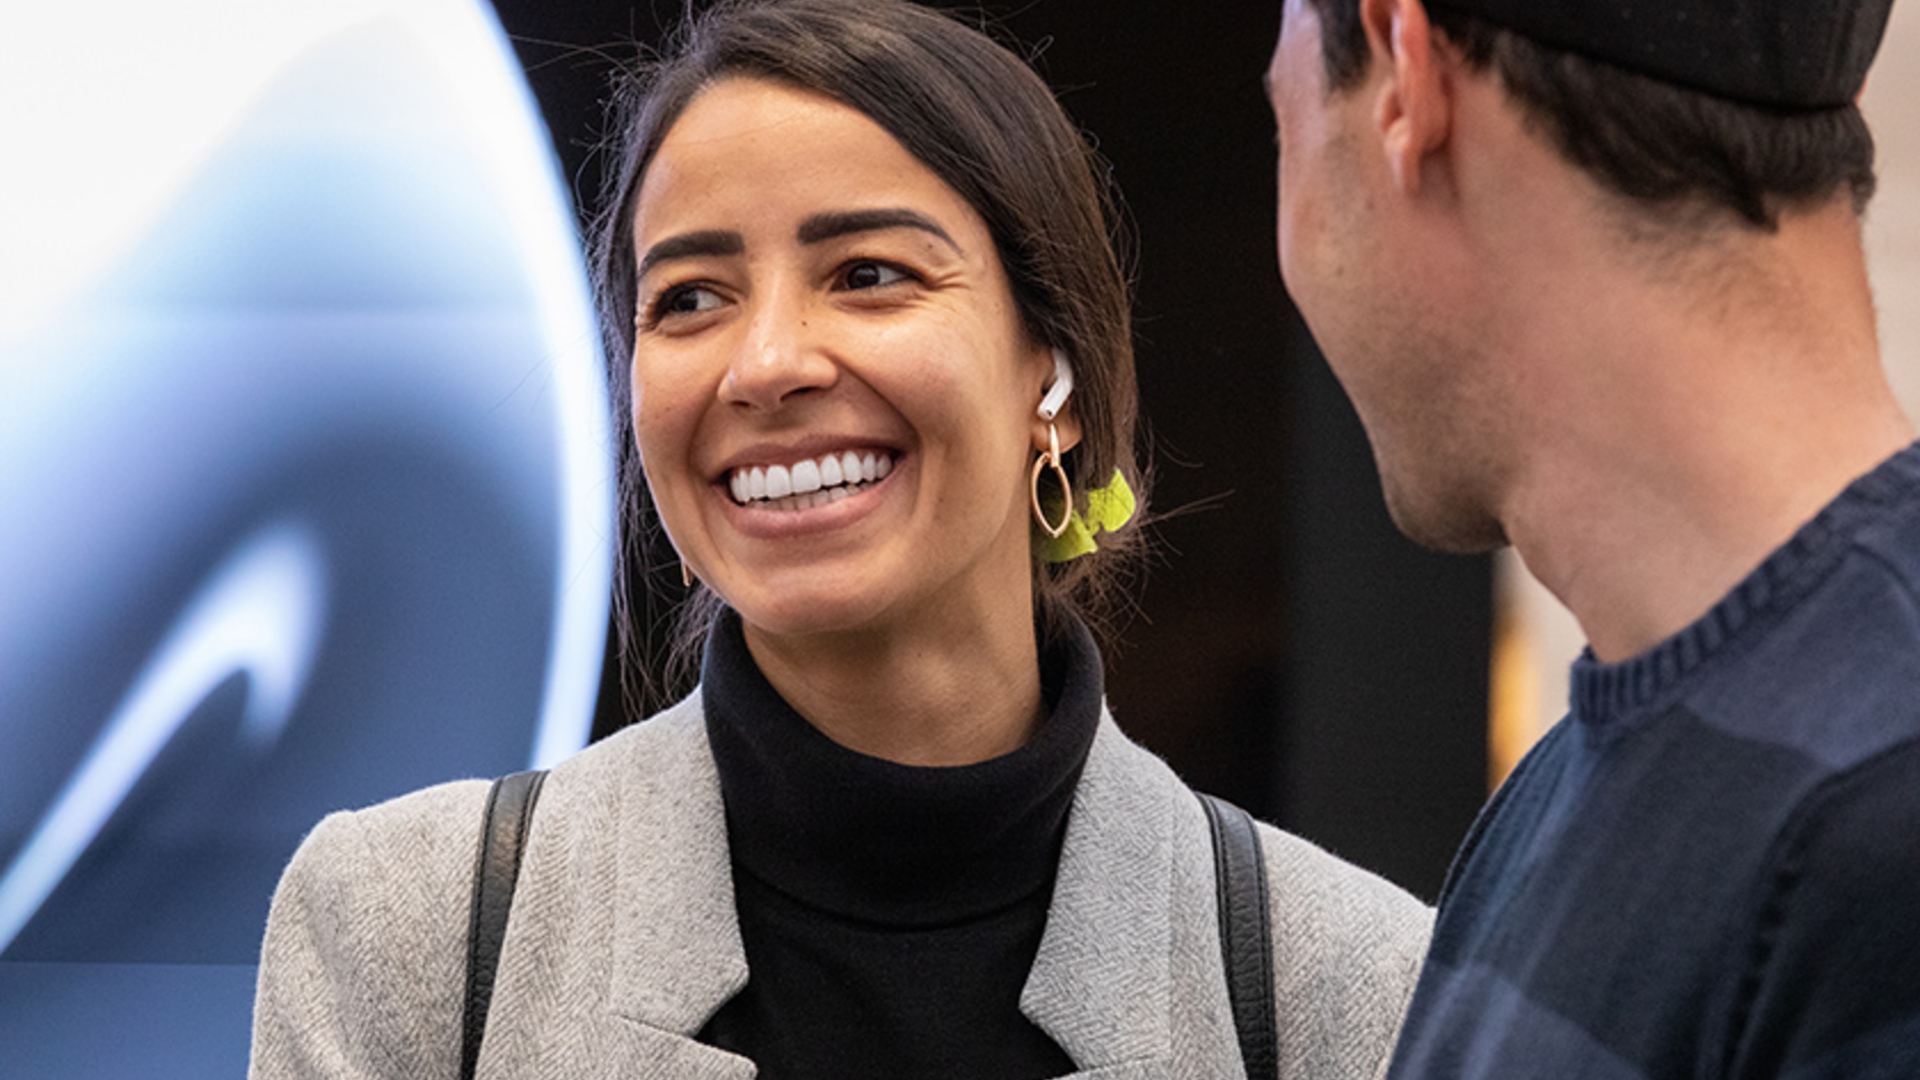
{"left": 702, "top": 609, "right": 1104, "bottom": 928}
{"left": 1570, "top": 441, "right": 1920, "bottom": 728}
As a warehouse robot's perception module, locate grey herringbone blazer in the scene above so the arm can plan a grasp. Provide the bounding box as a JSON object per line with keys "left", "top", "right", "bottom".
{"left": 249, "top": 693, "right": 1430, "bottom": 1080}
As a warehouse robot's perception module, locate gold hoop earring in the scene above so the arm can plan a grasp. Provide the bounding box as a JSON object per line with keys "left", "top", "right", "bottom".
{"left": 1030, "top": 422, "right": 1072, "bottom": 539}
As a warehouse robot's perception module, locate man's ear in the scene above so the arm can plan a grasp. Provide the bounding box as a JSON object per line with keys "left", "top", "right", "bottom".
{"left": 1360, "top": 0, "right": 1451, "bottom": 195}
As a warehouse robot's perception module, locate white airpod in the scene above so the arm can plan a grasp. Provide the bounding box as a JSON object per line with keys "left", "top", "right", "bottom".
{"left": 1038, "top": 349, "right": 1074, "bottom": 421}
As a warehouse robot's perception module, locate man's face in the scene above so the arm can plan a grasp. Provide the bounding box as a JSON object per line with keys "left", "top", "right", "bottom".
{"left": 1267, "top": 0, "right": 1352, "bottom": 315}
{"left": 1265, "top": 0, "right": 1507, "bottom": 552}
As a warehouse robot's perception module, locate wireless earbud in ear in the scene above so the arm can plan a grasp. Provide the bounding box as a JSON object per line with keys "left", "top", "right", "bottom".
{"left": 1038, "top": 349, "right": 1074, "bottom": 421}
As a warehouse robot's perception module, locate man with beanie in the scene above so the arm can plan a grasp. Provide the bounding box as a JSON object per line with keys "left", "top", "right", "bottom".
{"left": 1265, "top": 0, "right": 1920, "bottom": 1076}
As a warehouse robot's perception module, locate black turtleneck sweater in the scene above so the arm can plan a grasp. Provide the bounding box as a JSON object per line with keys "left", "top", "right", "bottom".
{"left": 695, "top": 610, "right": 1103, "bottom": 1079}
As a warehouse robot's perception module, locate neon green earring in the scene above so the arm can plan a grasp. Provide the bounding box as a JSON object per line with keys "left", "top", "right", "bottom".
{"left": 1040, "top": 468, "right": 1136, "bottom": 563}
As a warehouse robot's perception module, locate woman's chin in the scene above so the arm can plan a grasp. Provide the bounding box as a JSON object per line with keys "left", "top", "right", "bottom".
{"left": 729, "top": 589, "right": 897, "bottom": 644}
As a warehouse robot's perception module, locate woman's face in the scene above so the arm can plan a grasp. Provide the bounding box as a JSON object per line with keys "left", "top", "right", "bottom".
{"left": 628, "top": 77, "right": 1064, "bottom": 641}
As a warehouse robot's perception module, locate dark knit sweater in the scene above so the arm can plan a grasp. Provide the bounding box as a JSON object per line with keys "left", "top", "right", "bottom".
{"left": 1387, "top": 442, "right": 1920, "bottom": 1079}
{"left": 696, "top": 610, "right": 1100, "bottom": 1079}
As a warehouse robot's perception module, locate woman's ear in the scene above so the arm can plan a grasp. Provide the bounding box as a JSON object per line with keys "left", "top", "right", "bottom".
{"left": 1044, "top": 406, "right": 1085, "bottom": 455}
{"left": 1031, "top": 347, "right": 1083, "bottom": 453}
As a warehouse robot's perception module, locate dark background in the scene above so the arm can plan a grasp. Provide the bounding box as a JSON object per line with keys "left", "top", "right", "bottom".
{"left": 487, "top": 0, "right": 1491, "bottom": 901}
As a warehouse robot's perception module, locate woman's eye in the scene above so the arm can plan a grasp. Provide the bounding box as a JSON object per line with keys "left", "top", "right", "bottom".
{"left": 642, "top": 283, "right": 724, "bottom": 329}
{"left": 842, "top": 261, "right": 910, "bottom": 290}
{"left": 658, "top": 284, "right": 722, "bottom": 316}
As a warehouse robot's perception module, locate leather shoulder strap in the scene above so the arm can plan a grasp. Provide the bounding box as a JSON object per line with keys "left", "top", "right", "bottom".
{"left": 1198, "top": 791, "right": 1279, "bottom": 1080}
{"left": 461, "top": 769, "right": 547, "bottom": 1080}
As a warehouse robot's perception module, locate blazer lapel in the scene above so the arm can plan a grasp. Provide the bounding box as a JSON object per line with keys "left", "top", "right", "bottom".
{"left": 603, "top": 693, "right": 754, "bottom": 1073}
{"left": 594, "top": 1020, "right": 757, "bottom": 1080}
{"left": 1022, "top": 713, "right": 1177, "bottom": 1076}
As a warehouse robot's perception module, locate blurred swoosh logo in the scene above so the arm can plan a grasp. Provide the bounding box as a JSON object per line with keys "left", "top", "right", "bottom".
{"left": 0, "top": 522, "right": 327, "bottom": 954}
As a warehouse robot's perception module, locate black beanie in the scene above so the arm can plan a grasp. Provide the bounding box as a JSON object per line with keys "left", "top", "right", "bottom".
{"left": 1427, "top": 0, "right": 1895, "bottom": 107}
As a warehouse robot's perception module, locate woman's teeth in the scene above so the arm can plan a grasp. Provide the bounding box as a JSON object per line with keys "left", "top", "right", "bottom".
{"left": 729, "top": 451, "right": 894, "bottom": 510}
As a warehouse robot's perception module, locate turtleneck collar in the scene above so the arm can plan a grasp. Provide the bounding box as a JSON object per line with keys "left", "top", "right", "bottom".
{"left": 1570, "top": 440, "right": 1920, "bottom": 729}
{"left": 701, "top": 609, "right": 1105, "bottom": 928}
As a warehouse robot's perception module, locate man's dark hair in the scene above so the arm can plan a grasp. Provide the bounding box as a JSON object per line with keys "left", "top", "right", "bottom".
{"left": 1299, "top": 0, "right": 1877, "bottom": 230}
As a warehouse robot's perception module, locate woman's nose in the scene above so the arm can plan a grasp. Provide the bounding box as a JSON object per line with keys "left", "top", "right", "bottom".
{"left": 719, "top": 292, "right": 837, "bottom": 411}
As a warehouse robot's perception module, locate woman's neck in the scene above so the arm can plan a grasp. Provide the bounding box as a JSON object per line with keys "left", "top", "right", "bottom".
{"left": 740, "top": 598, "right": 1045, "bottom": 767}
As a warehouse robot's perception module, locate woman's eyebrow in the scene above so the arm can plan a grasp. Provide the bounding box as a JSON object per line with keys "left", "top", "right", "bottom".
{"left": 797, "top": 208, "right": 961, "bottom": 253}
{"left": 638, "top": 229, "right": 744, "bottom": 279}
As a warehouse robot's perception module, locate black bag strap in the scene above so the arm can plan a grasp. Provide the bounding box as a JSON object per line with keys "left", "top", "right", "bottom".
{"left": 1198, "top": 791, "right": 1279, "bottom": 1080}
{"left": 461, "top": 769, "right": 547, "bottom": 1080}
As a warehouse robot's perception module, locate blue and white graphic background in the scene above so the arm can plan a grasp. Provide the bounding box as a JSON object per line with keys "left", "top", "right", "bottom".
{"left": 0, "top": 0, "right": 613, "bottom": 1073}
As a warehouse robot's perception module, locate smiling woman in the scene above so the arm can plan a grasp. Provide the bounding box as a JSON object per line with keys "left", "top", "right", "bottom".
{"left": 247, "top": 3, "right": 1434, "bottom": 1078}
{"left": 626, "top": 77, "right": 1068, "bottom": 763}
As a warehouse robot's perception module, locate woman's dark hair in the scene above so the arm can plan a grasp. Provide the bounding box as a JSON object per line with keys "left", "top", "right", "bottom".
{"left": 1297, "top": 0, "right": 1877, "bottom": 231}
{"left": 589, "top": 0, "right": 1144, "bottom": 714}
